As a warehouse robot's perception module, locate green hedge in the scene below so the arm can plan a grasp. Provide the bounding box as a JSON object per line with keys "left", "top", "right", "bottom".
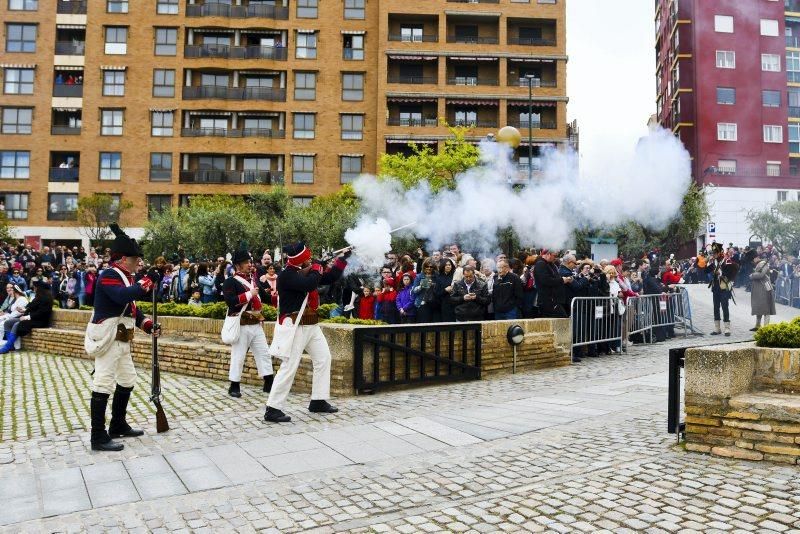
{"left": 322, "top": 316, "right": 386, "bottom": 326}
{"left": 754, "top": 317, "right": 800, "bottom": 348}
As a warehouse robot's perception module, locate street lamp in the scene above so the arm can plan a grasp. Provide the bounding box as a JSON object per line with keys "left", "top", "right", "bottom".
{"left": 524, "top": 74, "right": 536, "bottom": 182}
{"left": 506, "top": 324, "right": 525, "bottom": 373}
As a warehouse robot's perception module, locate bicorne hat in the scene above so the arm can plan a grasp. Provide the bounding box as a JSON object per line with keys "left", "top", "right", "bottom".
{"left": 109, "top": 223, "right": 144, "bottom": 258}
{"left": 231, "top": 242, "right": 251, "bottom": 266}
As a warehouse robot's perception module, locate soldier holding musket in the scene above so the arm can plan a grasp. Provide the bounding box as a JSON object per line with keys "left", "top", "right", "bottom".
{"left": 708, "top": 242, "right": 739, "bottom": 337}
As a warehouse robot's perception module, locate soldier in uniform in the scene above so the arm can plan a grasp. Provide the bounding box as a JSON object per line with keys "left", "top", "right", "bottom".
{"left": 88, "top": 224, "right": 160, "bottom": 452}
{"left": 264, "top": 242, "right": 349, "bottom": 423}
{"left": 222, "top": 246, "right": 274, "bottom": 398}
{"left": 708, "top": 242, "right": 739, "bottom": 337}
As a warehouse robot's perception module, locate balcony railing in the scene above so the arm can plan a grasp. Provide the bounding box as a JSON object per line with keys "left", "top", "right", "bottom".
{"left": 450, "top": 120, "right": 498, "bottom": 128}
{"left": 388, "top": 34, "right": 438, "bottom": 42}
{"left": 179, "top": 169, "right": 284, "bottom": 185}
{"left": 54, "top": 41, "right": 86, "bottom": 55}
{"left": 182, "top": 86, "right": 286, "bottom": 101}
{"left": 52, "top": 84, "right": 83, "bottom": 97}
{"left": 181, "top": 128, "right": 285, "bottom": 138}
{"left": 509, "top": 120, "right": 558, "bottom": 130}
{"left": 387, "top": 76, "right": 438, "bottom": 84}
{"left": 790, "top": 72, "right": 800, "bottom": 83}
{"left": 51, "top": 126, "right": 81, "bottom": 135}
{"left": 48, "top": 211, "right": 78, "bottom": 221}
{"left": 447, "top": 77, "right": 499, "bottom": 86}
{"left": 49, "top": 168, "right": 80, "bottom": 182}
{"left": 508, "top": 37, "right": 557, "bottom": 46}
{"left": 787, "top": 0, "right": 800, "bottom": 12}
{"left": 790, "top": 106, "right": 800, "bottom": 118}
{"left": 185, "top": 3, "right": 289, "bottom": 19}
{"left": 787, "top": 36, "right": 800, "bottom": 48}
{"left": 56, "top": 0, "right": 87, "bottom": 14}
{"left": 149, "top": 169, "right": 172, "bottom": 180}
{"left": 387, "top": 118, "right": 439, "bottom": 127}
{"left": 447, "top": 0, "right": 499, "bottom": 3}
{"left": 446, "top": 35, "right": 499, "bottom": 45}
{"left": 343, "top": 49, "right": 364, "bottom": 60}
{"left": 184, "top": 44, "right": 288, "bottom": 60}
{"left": 510, "top": 78, "right": 557, "bottom": 88}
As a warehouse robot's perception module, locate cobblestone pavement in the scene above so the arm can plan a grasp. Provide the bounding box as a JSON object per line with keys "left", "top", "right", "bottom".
{"left": 0, "top": 285, "right": 798, "bottom": 533}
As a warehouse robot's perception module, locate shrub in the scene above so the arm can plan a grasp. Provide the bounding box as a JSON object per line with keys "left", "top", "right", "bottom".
{"left": 134, "top": 301, "right": 278, "bottom": 321}
{"left": 754, "top": 320, "right": 800, "bottom": 348}
{"left": 317, "top": 303, "right": 337, "bottom": 319}
{"left": 322, "top": 316, "right": 386, "bottom": 326}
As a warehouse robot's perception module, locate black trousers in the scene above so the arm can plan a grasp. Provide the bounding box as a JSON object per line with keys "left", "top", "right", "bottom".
{"left": 712, "top": 290, "right": 730, "bottom": 322}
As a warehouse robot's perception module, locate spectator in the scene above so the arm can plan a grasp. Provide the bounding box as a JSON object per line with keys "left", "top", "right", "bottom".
{"left": 0, "top": 281, "right": 53, "bottom": 354}
{"left": 411, "top": 259, "right": 439, "bottom": 323}
{"left": 356, "top": 286, "right": 375, "bottom": 320}
{"left": 9, "top": 268, "right": 27, "bottom": 292}
{"left": 450, "top": 265, "right": 490, "bottom": 322}
{"left": 396, "top": 273, "right": 416, "bottom": 324}
{"left": 435, "top": 258, "right": 457, "bottom": 322}
{"left": 521, "top": 255, "right": 538, "bottom": 318}
{"left": 749, "top": 256, "right": 776, "bottom": 330}
{"left": 188, "top": 291, "right": 202, "bottom": 306}
{"left": 171, "top": 258, "right": 191, "bottom": 303}
{"left": 492, "top": 259, "right": 523, "bottom": 320}
{"left": 376, "top": 276, "right": 398, "bottom": 324}
{"left": 198, "top": 263, "right": 216, "bottom": 304}
{"left": 0, "top": 284, "right": 28, "bottom": 333}
{"left": 533, "top": 250, "right": 569, "bottom": 318}
{"left": 72, "top": 262, "right": 88, "bottom": 306}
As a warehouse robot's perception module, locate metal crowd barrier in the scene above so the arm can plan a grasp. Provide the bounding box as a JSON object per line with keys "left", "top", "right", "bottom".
{"left": 569, "top": 296, "right": 624, "bottom": 358}
{"left": 774, "top": 274, "right": 798, "bottom": 307}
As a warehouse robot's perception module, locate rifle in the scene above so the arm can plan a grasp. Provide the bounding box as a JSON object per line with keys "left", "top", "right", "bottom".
{"left": 150, "top": 275, "right": 169, "bottom": 433}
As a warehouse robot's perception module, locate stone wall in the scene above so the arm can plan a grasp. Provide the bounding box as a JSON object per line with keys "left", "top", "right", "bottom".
{"left": 685, "top": 343, "right": 800, "bottom": 464}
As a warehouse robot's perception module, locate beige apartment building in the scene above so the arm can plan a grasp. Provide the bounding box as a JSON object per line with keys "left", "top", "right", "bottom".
{"left": 0, "top": 0, "right": 569, "bottom": 245}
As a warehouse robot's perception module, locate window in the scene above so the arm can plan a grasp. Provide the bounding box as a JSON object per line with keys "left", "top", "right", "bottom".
{"left": 148, "top": 195, "right": 172, "bottom": 218}
{"left": 157, "top": 0, "right": 178, "bottom": 14}
{"left": 456, "top": 109, "right": 478, "bottom": 126}
{"left": 293, "top": 113, "right": 315, "bottom": 139}
{"left": 717, "top": 160, "right": 736, "bottom": 174}
{"left": 99, "top": 152, "right": 122, "bottom": 180}
{"left": 296, "top": 32, "right": 317, "bottom": 59}
{"left": 790, "top": 124, "right": 800, "bottom": 153}
{"left": 401, "top": 26, "right": 423, "bottom": 42}
{"left": 341, "top": 114, "right": 363, "bottom": 140}
{"left": 761, "top": 54, "right": 780, "bottom": 72}
{"left": 790, "top": 88, "right": 800, "bottom": 109}
{"left": 292, "top": 155, "right": 314, "bottom": 183}
{"left": 714, "top": 15, "right": 733, "bottom": 33}
{"left": 102, "top": 70, "right": 125, "bottom": 96}
{"left": 107, "top": 0, "right": 128, "bottom": 13}
{"left": 48, "top": 193, "right": 78, "bottom": 220}
{"left": 716, "top": 50, "right": 735, "bottom": 68}
{"left": 294, "top": 72, "right": 316, "bottom": 100}
{"left": 3, "top": 68, "right": 34, "bottom": 94}
{"left": 760, "top": 19, "right": 779, "bottom": 36}
{"left": 777, "top": 190, "right": 788, "bottom": 202}
{"left": 342, "top": 73, "right": 364, "bottom": 101}
{"left": 105, "top": 26, "right": 128, "bottom": 54}
{"left": 344, "top": 0, "right": 365, "bottom": 19}
{"left": 716, "top": 87, "right": 735, "bottom": 105}
{"left": 2, "top": 193, "right": 28, "bottom": 219}
{"left": 343, "top": 34, "right": 364, "bottom": 60}
{"left": 8, "top": 0, "right": 38, "bottom": 10}
{"left": 150, "top": 153, "right": 172, "bottom": 181}
{"left": 789, "top": 52, "right": 800, "bottom": 82}
{"left": 764, "top": 125, "right": 783, "bottom": 143}
{"left": 155, "top": 28, "right": 178, "bottom": 55}
{"left": 0, "top": 151, "right": 29, "bottom": 179}
{"left": 153, "top": 69, "right": 175, "bottom": 97}
{"left": 5, "top": 24, "right": 36, "bottom": 53}
{"left": 340, "top": 156, "right": 362, "bottom": 183}
{"left": 717, "top": 122, "right": 737, "bottom": 141}
{"left": 1, "top": 107, "right": 32, "bottom": 134}
{"left": 293, "top": 196, "right": 313, "bottom": 206}
{"left": 151, "top": 111, "right": 174, "bottom": 136}
{"left": 762, "top": 90, "right": 780, "bottom": 107}
{"left": 297, "top": 0, "right": 318, "bottom": 18}
{"left": 101, "top": 109, "right": 124, "bottom": 135}
{"left": 766, "top": 162, "right": 781, "bottom": 176}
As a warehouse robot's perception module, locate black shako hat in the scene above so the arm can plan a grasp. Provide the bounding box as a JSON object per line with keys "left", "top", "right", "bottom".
{"left": 232, "top": 242, "right": 251, "bottom": 266}
{"left": 109, "top": 223, "right": 144, "bottom": 257}
{"left": 711, "top": 242, "right": 724, "bottom": 255}
{"left": 284, "top": 242, "right": 311, "bottom": 267}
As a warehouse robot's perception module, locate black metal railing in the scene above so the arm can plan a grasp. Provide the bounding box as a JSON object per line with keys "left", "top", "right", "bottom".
{"left": 52, "top": 84, "right": 83, "bottom": 97}
{"left": 56, "top": 0, "right": 86, "bottom": 14}
{"left": 447, "top": 77, "right": 499, "bottom": 86}
{"left": 790, "top": 106, "right": 800, "bottom": 118}
{"left": 446, "top": 35, "right": 499, "bottom": 44}
{"left": 388, "top": 34, "right": 438, "bottom": 42}
{"left": 450, "top": 119, "right": 499, "bottom": 128}
{"left": 182, "top": 86, "right": 286, "bottom": 101}
{"left": 667, "top": 347, "right": 685, "bottom": 437}
{"left": 51, "top": 126, "right": 81, "bottom": 135}
{"left": 149, "top": 169, "right": 172, "bottom": 181}
{"left": 508, "top": 120, "right": 557, "bottom": 130}
{"left": 179, "top": 169, "right": 284, "bottom": 184}
{"left": 787, "top": 35, "right": 800, "bottom": 48}
{"left": 787, "top": 0, "right": 800, "bottom": 12}
{"left": 387, "top": 75, "right": 437, "bottom": 84}
{"left": 184, "top": 44, "right": 288, "bottom": 60}
{"left": 387, "top": 118, "right": 439, "bottom": 127}
{"left": 49, "top": 168, "right": 80, "bottom": 182}
{"left": 48, "top": 211, "right": 78, "bottom": 221}
{"left": 508, "top": 37, "right": 557, "bottom": 46}
{"left": 185, "top": 3, "right": 289, "bottom": 19}
{"left": 54, "top": 41, "right": 86, "bottom": 55}
{"left": 447, "top": 0, "right": 499, "bottom": 3}
{"left": 181, "top": 127, "right": 284, "bottom": 138}
{"left": 510, "top": 78, "right": 557, "bottom": 88}
{"left": 353, "top": 324, "right": 481, "bottom": 394}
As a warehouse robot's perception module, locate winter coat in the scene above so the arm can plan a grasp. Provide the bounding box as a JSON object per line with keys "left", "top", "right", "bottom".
{"left": 492, "top": 271, "right": 523, "bottom": 314}
{"left": 410, "top": 273, "right": 437, "bottom": 308}
{"left": 199, "top": 274, "right": 216, "bottom": 297}
{"left": 396, "top": 286, "right": 416, "bottom": 318}
{"left": 377, "top": 289, "right": 398, "bottom": 323}
{"left": 15, "top": 292, "right": 54, "bottom": 337}
{"left": 450, "top": 277, "right": 490, "bottom": 321}
{"left": 750, "top": 261, "right": 777, "bottom": 316}
{"left": 533, "top": 258, "right": 565, "bottom": 315}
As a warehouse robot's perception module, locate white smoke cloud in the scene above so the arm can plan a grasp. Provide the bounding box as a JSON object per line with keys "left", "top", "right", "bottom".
{"left": 345, "top": 127, "right": 691, "bottom": 266}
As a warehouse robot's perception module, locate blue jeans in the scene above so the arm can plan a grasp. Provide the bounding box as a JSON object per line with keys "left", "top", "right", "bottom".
{"left": 201, "top": 293, "right": 215, "bottom": 304}
{"left": 495, "top": 309, "right": 519, "bottom": 320}
{"left": 329, "top": 305, "right": 345, "bottom": 318}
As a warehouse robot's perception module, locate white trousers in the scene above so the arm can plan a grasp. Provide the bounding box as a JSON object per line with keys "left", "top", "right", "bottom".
{"left": 267, "top": 324, "right": 331, "bottom": 410}
{"left": 229, "top": 323, "right": 273, "bottom": 382}
{"left": 93, "top": 340, "right": 137, "bottom": 395}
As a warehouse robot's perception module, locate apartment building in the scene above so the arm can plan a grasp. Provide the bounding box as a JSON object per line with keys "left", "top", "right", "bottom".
{"left": 655, "top": 0, "right": 800, "bottom": 247}
{"left": 0, "top": 0, "right": 569, "bottom": 245}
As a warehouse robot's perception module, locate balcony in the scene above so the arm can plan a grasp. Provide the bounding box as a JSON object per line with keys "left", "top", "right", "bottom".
{"left": 446, "top": 35, "right": 499, "bottom": 45}
{"left": 184, "top": 44, "right": 288, "bottom": 60}
{"left": 49, "top": 168, "right": 80, "bottom": 182}
{"left": 507, "top": 37, "right": 556, "bottom": 46}
{"left": 791, "top": 107, "right": 800, "bottom": 118}
{"left": 182, "top": 86, "right": 286, "bottom": 101}
{"left": 48, "top": 211, "right": 78, "bottom": 221}
{"left": 790, "top": 72, "right": 800, "bottom": 83}
{"left": 447, "top": 77, "right": 498, "bottom": 86}
{"left": 185, "top": 3, "right": 289, "bottom": 19}
{"left": 150, "top": 169, "right": 172, "bottom": 180}
{"left": 181, "top": 128, "right": 285, "bottom": 138}
{"left": 54, "top": 41, "right": 85, "bottom": 55}
{"left": 787, "top": 36, "right": 800, "bottom": 48}
{"left": 179, "top": 170, "right": 284, "bottom": 185}
{"left": 52, "top": 84, "right": 83, "bottom": 97}
{"left": 387, "top": 118, "right": 439, "bottom": 127}
{"left": 509, "top": 77, "right": 557, "bottom": 88}
{"left": 56, "top": 0, "right": 87, "bottom": 14}
{"left": 788, "top": 0, "right": 800, "bottom": 12}
{"left": 446, "top": 0, "right": 499, "bottom": 2}
{"left": 51, "top": 125, "right": 81, "bottom": 135}
{"left": 508, "top": 119, "right": 557, "bottom": 130}
{"left": 387, "top": 75, "right": 438, "bottom": 85}
{"left": 388, "top": 34, "right": 438, "bottom": 42}
{"left": 451, "top": 120, "right": 498, "bottom": 128}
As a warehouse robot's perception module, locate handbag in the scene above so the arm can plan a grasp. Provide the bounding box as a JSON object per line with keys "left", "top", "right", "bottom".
{"left": 220, "top": 275, "right": 254, "bottom": 345}
{"left": 268, "top": 294, "right": 309, "bottom": 361}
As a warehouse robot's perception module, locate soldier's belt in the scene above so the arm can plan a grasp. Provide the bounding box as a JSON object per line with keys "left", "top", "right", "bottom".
{"left": 115, "top": 324, "right": 134, "bottom": 342}
{"left": 240, "top": 311, "right": 263, "bottom": 326}
{"left": 287, "top": 308, "right": 319, "bottom": 326}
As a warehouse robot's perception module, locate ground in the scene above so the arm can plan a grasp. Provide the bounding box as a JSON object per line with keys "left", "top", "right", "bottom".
{"left": 0, "top": 285, "right": 799, "bottom": 533}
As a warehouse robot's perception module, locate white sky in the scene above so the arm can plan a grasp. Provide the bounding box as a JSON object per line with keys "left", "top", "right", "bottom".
{"left": 566, "top": 0, "right": 656, "bottom": 174}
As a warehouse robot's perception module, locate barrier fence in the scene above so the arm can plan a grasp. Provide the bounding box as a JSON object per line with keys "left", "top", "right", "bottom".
{"left": 775, "top": 274, "right": 799, "bottom": 307}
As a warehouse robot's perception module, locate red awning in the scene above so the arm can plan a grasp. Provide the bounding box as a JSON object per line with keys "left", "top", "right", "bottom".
{"left": 448, "top": 56, "right": 498, "bottom": 62}
{"left": 507, "top": 100, "right": 558, "bottom": 107}
{"left": 446, "top": 99, "right": 499, "bottom": 106}
{"left": 387, "top": 97, "right": 438, "bottom": 103}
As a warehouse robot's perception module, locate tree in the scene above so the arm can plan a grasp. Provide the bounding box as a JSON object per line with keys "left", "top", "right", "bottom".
{"left": 77, "top": 193, "right": 134, "bottom": 242}
{"left": 748, "top": 201, "right": 800, "bottom": 254}
{"left": 141, "top": 207, "right": 187, "bottom": 261}
{"left": 0, "top": 212, "right": 15, "bottom": 243}
{"left": 181, "top": 195, "right": 262, "bottom": 259}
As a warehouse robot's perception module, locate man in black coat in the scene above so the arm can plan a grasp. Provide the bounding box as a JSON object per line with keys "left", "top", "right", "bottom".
{"left": 450, "top": 265, "right": 490, "bottom": 321}
{"left": 492, "top": 260, "right": 523, "bottom": 320}
{"left": 533, "top": 250, "right": 570, "bottom": 318}
{"left": 0, "top": 280, "right": 53, "bottom": 353}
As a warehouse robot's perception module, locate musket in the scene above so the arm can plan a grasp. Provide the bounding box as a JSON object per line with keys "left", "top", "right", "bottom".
{"left": 150, "top": 273, "right": 169, "bottom": 433}
{"left": 321, "top": 222, "right": 419, "bottom": 261}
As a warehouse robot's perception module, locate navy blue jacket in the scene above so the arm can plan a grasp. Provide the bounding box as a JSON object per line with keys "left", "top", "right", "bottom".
{"left": 91, "top": 265, "right": 152, "bottom": 332}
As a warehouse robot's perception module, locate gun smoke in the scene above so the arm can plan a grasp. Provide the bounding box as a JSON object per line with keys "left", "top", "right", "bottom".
{"left": 344, "top": 127, "right": 691, "bottom": 267}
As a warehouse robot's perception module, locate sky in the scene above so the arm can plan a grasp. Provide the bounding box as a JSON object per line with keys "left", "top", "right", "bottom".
{"left": 566, "top": 0, "right": 657, "bottom": 174}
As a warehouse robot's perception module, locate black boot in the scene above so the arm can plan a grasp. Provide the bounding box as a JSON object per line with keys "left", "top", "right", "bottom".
{"left": 264, "top": 406, "right": 291, "bottom": 423}
{"left": 108, "top": 385, "right": 144, "bottom": 438}
{"left": 263, "top": 374, "right": 274, "bottom": 393}
{"left": 308, "top": 400, "right": 339, "bottom": 413}
{"left": 228, "top": 381, "right": 242, "bottom": 398}
{"left": 90, "top": 392, "right": 124, "bottom": 452}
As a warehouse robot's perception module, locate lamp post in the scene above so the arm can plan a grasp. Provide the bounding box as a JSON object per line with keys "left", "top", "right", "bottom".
{"left": 525, "top": 74, "right": 536, "bottom": 182}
